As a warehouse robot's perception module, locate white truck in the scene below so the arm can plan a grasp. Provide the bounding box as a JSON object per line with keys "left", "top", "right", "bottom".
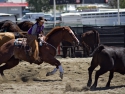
{"left": 17, "top": 12, "right": 44, "bottom": 23}
{"left": 0, "top": 13, "right": 17, "bottom": 22}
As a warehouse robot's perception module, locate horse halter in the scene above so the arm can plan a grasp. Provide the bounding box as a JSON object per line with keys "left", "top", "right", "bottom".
{"left": 67, "top": 27, "right": 79, "bottom": 45}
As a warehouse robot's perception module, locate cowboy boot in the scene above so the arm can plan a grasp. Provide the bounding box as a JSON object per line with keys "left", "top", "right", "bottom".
{"left": 34, "top": 41, "right": 41, "bottom": 62}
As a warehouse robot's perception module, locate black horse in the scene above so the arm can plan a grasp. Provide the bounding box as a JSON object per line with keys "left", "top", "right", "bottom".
{"left": 61, "top": 40, "right": 76, "bottom": 58}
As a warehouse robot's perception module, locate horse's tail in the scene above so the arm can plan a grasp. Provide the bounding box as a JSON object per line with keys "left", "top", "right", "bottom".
{"left": 93, "top": 29, "right": 100, "bottom": 47}
{"left": 89, "top": 44, "right": 105, "bottom": 57}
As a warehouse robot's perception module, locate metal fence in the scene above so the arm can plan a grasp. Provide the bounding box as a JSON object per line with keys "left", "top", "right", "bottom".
{"left": 44, "top": 24, "right": 125, "bottom": 57}
{"left": 83, "top": 25, "right": 125, "bottom": 47}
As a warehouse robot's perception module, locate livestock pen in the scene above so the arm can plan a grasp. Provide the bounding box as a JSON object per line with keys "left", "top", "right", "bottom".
{"left": 44, "top": 25, "right": 125, "bottom": 57}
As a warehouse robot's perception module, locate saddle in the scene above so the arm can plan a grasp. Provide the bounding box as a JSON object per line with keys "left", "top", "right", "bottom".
{"left": 14, "top": 38, "right": 32, "bottom": 55}
{"left": 14, "top": 38, "right": 28, "bottom": 48}
{"left": 14, "top": 38, "right": 44, "bottom": 55}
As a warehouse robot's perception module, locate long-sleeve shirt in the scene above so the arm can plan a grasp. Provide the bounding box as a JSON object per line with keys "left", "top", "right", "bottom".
{"left": 28, "top": 23, "right": 44, "bottom": 35}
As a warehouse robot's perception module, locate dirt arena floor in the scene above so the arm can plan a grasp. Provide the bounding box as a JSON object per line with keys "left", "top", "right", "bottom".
{"left": 0, "top": 57, "right": 125, "bottom": 94}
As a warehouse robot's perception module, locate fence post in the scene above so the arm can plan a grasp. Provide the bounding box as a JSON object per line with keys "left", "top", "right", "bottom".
{"left": 124, "top": 26, "right": 125, "bottom": 47}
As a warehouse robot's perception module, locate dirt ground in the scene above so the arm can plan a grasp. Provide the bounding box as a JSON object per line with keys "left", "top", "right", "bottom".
{"left": 0, "top": 57, "right": 125, "bottom": 94}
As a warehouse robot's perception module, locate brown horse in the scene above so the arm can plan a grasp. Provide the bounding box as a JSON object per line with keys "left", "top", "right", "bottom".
{"left": 0, "top": 20, "right": 25, "bottom": 37}
{"left": 0, "top": 20, "right": 10, "bottom": 29}
{"left": 0, "top": 32, "right": 15, "bottom": 46}
{"left": 81, "top": 29, "right": 100, "bottom": 57}
{"left": 0, "top": 26, "right": 79, "bottom": 80}
{"left": 17, "top": 21, "right": 33, "bottom": 31}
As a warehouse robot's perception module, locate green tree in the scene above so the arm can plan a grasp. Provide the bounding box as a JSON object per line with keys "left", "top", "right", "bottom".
{"left": 26, "top": 0, "right": 52, "bottom": 12}
{"left": 120, "top": 0, "right": 125, "bottom": 8}
{"left": 56, "top": 5, "right": 64, "bottom": 13}
{"left": 108, "top": 0, "right": 125, "bottom": 8}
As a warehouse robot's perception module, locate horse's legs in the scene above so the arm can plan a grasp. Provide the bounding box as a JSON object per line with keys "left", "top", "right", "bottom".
{"left": 83, "top": 47, "right": 86, "bottom": 57}
{"left": 90, "top": 56, "right": 114, "bottom": 89}
{"left": 90, "top": 67, "right": 109, "bottom": 90}
{"left": 45, "top": 55, "right": 64, "bottom": 79}
{"left": 87, "top": 60, "right": 98, "bottom": 88}
{"left": 90, "top": 46, "right": 95, "bottom": 54}
{"left": 71, "top": 47, "right": 75, "bottom": 58}
{"left": 106, "top": 71, "right": 114, "bottom": 87}
{"left": 82, "top": 43, "right": 89, "bottom": 57}
{"left": 86, "top": 47, "right": 90, "bottom": 57}
{"left": 62, "top": 47, "right": 68, "bottom": 58}
{"left": 0, "top": 56, "right": 19, "bottom": 80}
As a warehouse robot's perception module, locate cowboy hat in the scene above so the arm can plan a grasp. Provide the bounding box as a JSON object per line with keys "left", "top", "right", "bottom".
{"left": 36, "top": 17, "right": 47, "bottom": 22}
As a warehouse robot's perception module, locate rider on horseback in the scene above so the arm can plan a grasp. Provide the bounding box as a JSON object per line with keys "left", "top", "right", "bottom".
{"left": 27, "top": 17, "right": 47, "bottom": 62}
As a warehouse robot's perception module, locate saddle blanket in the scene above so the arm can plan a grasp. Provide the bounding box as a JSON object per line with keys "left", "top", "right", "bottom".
{"left": 14, "top": 38, "right": 44, "bottom": 46}
{"left": 14, "top": 38, "right": 27, "bottom": 46}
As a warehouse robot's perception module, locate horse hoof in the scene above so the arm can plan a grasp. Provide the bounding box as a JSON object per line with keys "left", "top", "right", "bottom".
{"left": 46, "top": 72, "right": 53, "bottom": 76}
{"left": 87, "top": 81, "right": 92, "bottom": 87}
{"left": 106, "top": 85, "right": 110, "bottom": 88}
{"left": 2, "top": 76, "right": 8, "bottom": 81}
{"left": 60, "top": 72, "right": 63, "bottom": 79}
{"left": 90, "top": 85, "right": 96, "bottom": 90}
{"left": 46, "top": 72, "right": 51, "bottom": 76}
{"left": 106, "top": 83, "right": 110, "bottom": 88}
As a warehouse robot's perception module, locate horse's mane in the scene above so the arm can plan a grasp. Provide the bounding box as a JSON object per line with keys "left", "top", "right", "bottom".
{"left": 45, "top": 26, "right": 63, "bottom": 41}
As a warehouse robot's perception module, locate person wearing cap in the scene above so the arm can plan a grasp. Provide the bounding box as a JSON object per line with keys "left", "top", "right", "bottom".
{"left": 27, "top": 17, "right": 47, "bottom": 62}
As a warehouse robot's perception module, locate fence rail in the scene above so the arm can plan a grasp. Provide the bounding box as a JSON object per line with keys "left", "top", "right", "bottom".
{"left": 56, "top": 25, "right": 125, "bottom": 57}
{"left": 83, "top": 25, "right": 125, "bottom": 47}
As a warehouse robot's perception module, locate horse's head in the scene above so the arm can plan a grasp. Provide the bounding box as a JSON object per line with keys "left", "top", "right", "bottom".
{"left": 1, "top": 21, "right": 14, "bottom": 32}
{"left": 62, "top": 26, "right": 79, "bottom": 46}
{"left": 68, "top": 26, "right": 78, "bottom": 37}
{"left": 0, "top": 20, "right": 25, "bottom": 37}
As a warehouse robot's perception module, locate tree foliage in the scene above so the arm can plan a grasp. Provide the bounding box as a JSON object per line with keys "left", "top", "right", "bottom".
{"left": 26, "top": 0, "right": 52, "bottom": 12}
{"left": 120, "top": 0, "right": 125, "bottom": 8}
{"left": 26, "top": 0, "right": 65, "bottom": 13}
{"left": 108, "top": 0, "right": 125, "bottom": 8}
{"left": 56, "top": 5, "right": 64, "bottom": 13}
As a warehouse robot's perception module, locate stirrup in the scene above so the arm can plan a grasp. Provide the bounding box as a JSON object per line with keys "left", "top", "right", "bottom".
{"left": 25, "top": 45, "right": 30, "bottom": 50}
{"left": 39, "top": 41, "right": 42, "bottom": 46}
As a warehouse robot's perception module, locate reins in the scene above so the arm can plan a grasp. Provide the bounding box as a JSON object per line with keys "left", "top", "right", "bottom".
{"left": 42, "top": 40, "right": 56, "bottom": 51}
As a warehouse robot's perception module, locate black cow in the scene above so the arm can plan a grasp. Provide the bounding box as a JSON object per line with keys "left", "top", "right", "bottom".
{"left": 87, "top": 45, "right": 125, "bottom": 89}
